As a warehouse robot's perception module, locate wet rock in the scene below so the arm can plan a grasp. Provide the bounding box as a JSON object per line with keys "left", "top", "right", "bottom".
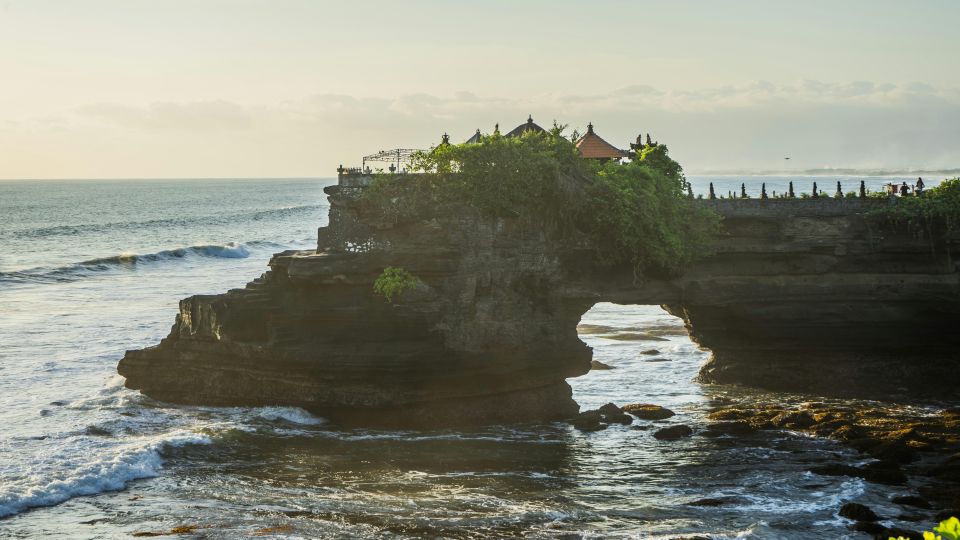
{"left": 84, "top": 425, "right": 112, "bottom": 437}
{"left": 810, "top": 464, "right": 860, "bottom": 478}
{"left": 688, "top": 496, "right": 744, "bottom": 507}
{"left": 597, "top": 403, "right": 633, "bottom": 425}
{"left": 654, "top": 425, "right": 693, "bottom": 440}
{"left": 839, "top": 502, "right": 880, "bottom": 521}
{"left": 861, "top": 461, "right": 908, "bottom": 485}
{"left": 851, "top": 521, "right": 885, "bottom": 535}
{"left": 133, "top": 525, "right": 202, "bottom": 537}
{"left": 623, "top": 404, "right": 675, "bottom": 421}
{"left": 640, "top": 349, "right": 661, "bottom": 355}
{"left": 701, "top": 421, "right": 757, "bottom": 437}
{"left": 867, "top": 441, "right": 917, "bottom": 464}
{"left": 571, "top": 410, "right": 605, "bottom": 432}
{"left": 771, "top": 410, "right": 816, "bottom": 429}
{"left": 830, "top": 424, "right": 867, "bottom": 442}
{"left": 809, "top": 461, "right": 906, "bottom": 485}
{"left": 891, "top": 495, "right": 931, "bottom": 509}
{"left": 590, "top": 360, "right": 614, "bottom": 370}
{"left": 706, "top": 408, "right": 753, "bottom": 421}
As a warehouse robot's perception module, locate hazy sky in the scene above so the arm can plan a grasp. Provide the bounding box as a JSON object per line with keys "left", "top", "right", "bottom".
{"left": 1, "top": 0, "right": 959, "bottom": 178}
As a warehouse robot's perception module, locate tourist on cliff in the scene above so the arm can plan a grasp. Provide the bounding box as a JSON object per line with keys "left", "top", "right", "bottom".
{"left": 917, "top": 177, "right": 925, "bottom": 195}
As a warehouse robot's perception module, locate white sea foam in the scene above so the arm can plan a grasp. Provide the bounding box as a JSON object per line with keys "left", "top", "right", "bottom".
{"left": 0, "top": 430, "right": 211, "bottom": 519}
{"left": 254, "top": 406, "right": 326, "bottom": 425}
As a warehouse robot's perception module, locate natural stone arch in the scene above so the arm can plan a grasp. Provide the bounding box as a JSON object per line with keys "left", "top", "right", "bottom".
{"left": 119, "top": 183, "right": 960, "bottom": 426}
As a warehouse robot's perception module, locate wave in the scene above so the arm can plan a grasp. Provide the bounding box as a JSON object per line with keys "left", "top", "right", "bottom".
{"left": 254, "top": 406, "right": 326, "bottom": 426}
{"left": 0, "top": 242, "right": 252, "bottom": 285}
{"left": 0, "top": 430, "right": 211, "bottom": 519}
{"left": 6, "top": 204, "right": 326, "bottom": 241}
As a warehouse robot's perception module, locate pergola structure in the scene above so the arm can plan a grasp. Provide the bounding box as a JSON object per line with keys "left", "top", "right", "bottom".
{"left": 362, "top": 148, "right": 422, "bottom": 173}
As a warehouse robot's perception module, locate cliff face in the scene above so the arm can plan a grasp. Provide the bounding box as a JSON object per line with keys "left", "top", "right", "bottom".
{"left": 118, "top": 186, "right": 960, "bottom": 426}
{"left": 119, "top": 183, "right": 591, "bottom": 425}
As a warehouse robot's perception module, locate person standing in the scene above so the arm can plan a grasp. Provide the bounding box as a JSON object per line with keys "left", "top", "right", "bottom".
{"left": 916, "top": 176, "right": 925, "bottom": 195}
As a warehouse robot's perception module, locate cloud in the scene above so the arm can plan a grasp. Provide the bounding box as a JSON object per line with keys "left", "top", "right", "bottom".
{"left": 78, "top": 100, "right": 253, "bottom": 132}
{"left": 31, "top": 80, "right": 960, "bottom": 178}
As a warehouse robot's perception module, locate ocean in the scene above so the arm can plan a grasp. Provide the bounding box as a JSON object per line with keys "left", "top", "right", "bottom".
{"left": 0, "top": 176, "right": 943, "bottom": 538}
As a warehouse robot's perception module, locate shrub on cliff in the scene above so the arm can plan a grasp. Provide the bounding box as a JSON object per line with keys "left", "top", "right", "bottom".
{"left": 361, "top": 127, "right": 720, "bottom": 278}
{"left": 871, "top": 178, "right": 960, "bottom": 237}
{"left": 373, "top": 267, "right": 418, "bottom": 302}
{"left": 578, "top": 144, "right": 721, "bottom": 276}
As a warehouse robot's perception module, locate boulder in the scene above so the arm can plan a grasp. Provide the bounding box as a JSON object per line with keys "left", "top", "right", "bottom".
{"left": 590, "top": 360, "right": 614, "bottom": 370}
{"left": 623, "top": 404, "right": 675, "bottom": 421}
{"left": 839, "top": 502, "right": 880, "bottom": 522}
{"left": 701, "top": 421, "right": 756, "bottom": 437}
{"left": 654, "top": 425, "right": 693, "bottom": 440}
{"left": 598, "top": 403, "right": 633, "bottom": 425}
{"left": 770, "top": 410, "right": 816, "bottom": 429}
{"left": 571, "top": 410, "right": 605, "bottom": 432}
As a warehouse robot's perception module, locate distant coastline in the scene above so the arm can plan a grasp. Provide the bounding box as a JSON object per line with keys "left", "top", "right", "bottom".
{"left": 689, "top": 167, "right": 960, "bottom": 177}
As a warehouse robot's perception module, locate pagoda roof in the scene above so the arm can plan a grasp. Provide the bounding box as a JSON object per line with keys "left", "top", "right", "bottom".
{"left": 575, "top": 123, "right": 628, "bottom": 160}
{"left": 464, "top": 129, "right": 482, "bottom": 144}
{"left": 505, "top": 115, "right": 546, "bottom": 138}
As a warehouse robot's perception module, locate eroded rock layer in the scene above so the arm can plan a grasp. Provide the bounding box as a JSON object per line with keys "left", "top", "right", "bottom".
{"left": 119, "top": 187, "right": 960, "bottom": 425}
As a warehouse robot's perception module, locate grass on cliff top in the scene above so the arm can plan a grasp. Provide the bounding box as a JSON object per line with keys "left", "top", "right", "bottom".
{"left": 360, "top": 126, "right": 720, "bottom": 278}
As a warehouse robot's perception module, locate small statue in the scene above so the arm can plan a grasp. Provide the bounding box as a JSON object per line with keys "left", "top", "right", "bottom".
{"left": 761, "top": 183, "right": 768, "bottom": 199}
{"left": 740, "top": 183, "right": 747, "bottom": 198}
{"left": 812, "top": 181, "right": 819, "bottom": 198}
{"left": 788, "top": 181, "right": 795, "bottom": 198}
{"left": 836, "top": 181, "right": 842, "bottom": 197}
{"left": 709, "top": 182, "right": 716, "bottom": 200}
{"left": 859, "top": 180, "right": 866, "bottom": 198}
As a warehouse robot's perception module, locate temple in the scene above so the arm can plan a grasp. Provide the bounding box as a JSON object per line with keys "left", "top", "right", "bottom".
{"left": 341, "top": 117, "right": 640, "bottom": 177}
{"left": 504, "top": 115, "right": 546, "bottom": 137}
{"left": 575, "top": 122, "right": 629, "bottom": 161}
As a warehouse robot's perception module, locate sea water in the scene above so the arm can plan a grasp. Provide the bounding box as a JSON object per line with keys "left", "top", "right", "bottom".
{"left": 0, "top": 177, "right": 942, "bottom": 538}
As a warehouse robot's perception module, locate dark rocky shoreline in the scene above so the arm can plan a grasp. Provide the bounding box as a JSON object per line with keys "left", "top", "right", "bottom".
{"left": 568, "top": 398, "right": 960, "bottom": 539}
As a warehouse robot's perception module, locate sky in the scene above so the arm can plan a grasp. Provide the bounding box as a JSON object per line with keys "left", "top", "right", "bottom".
{"left": 1, "top": 0, "right": 959, "bottom": 179}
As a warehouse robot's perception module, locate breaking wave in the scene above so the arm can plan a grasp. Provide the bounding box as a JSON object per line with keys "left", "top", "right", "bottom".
{"left": 0, "top": 430, "right": 211, "bottom": 519}
{"left": 6, "top": 204, "right": 325, "bottom": 241}
{"left": 0, "top": 242, "right": 255, "bottom": 285}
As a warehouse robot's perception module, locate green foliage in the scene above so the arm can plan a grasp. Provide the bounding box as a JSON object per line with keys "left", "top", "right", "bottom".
{"left": 889, "top": 516, "right": 960, "bottom": 540}
{"left": 360, "top": 128, "right": 721, "bottom": 278}
{"left": 576, "top": 145, "right": 721, "bottom": 276}
{"left": 373, "top": 266, "right": 418, "bottom": 302}
{"left": 360, "top": 131, "right": 582, "bottom": 223}
{"left": 870, "top": 178, "right": 960, "bottom": 236}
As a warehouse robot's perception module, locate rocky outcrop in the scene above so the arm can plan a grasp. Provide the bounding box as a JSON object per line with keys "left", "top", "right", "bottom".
{"left": 119, "top": 180, "right": 960, "bottom": 426}
{"left": 119, "top": 182, "right": 590, "bottom": 426}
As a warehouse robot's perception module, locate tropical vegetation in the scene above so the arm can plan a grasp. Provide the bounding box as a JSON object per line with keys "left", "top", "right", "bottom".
{"left": 360, "top": 126, "right": 720, "bottom": 278}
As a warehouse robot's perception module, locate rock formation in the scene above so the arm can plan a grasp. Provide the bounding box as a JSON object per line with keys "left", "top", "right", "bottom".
{"left": 119, "top": 180, "right": 960, "bottom": 426}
